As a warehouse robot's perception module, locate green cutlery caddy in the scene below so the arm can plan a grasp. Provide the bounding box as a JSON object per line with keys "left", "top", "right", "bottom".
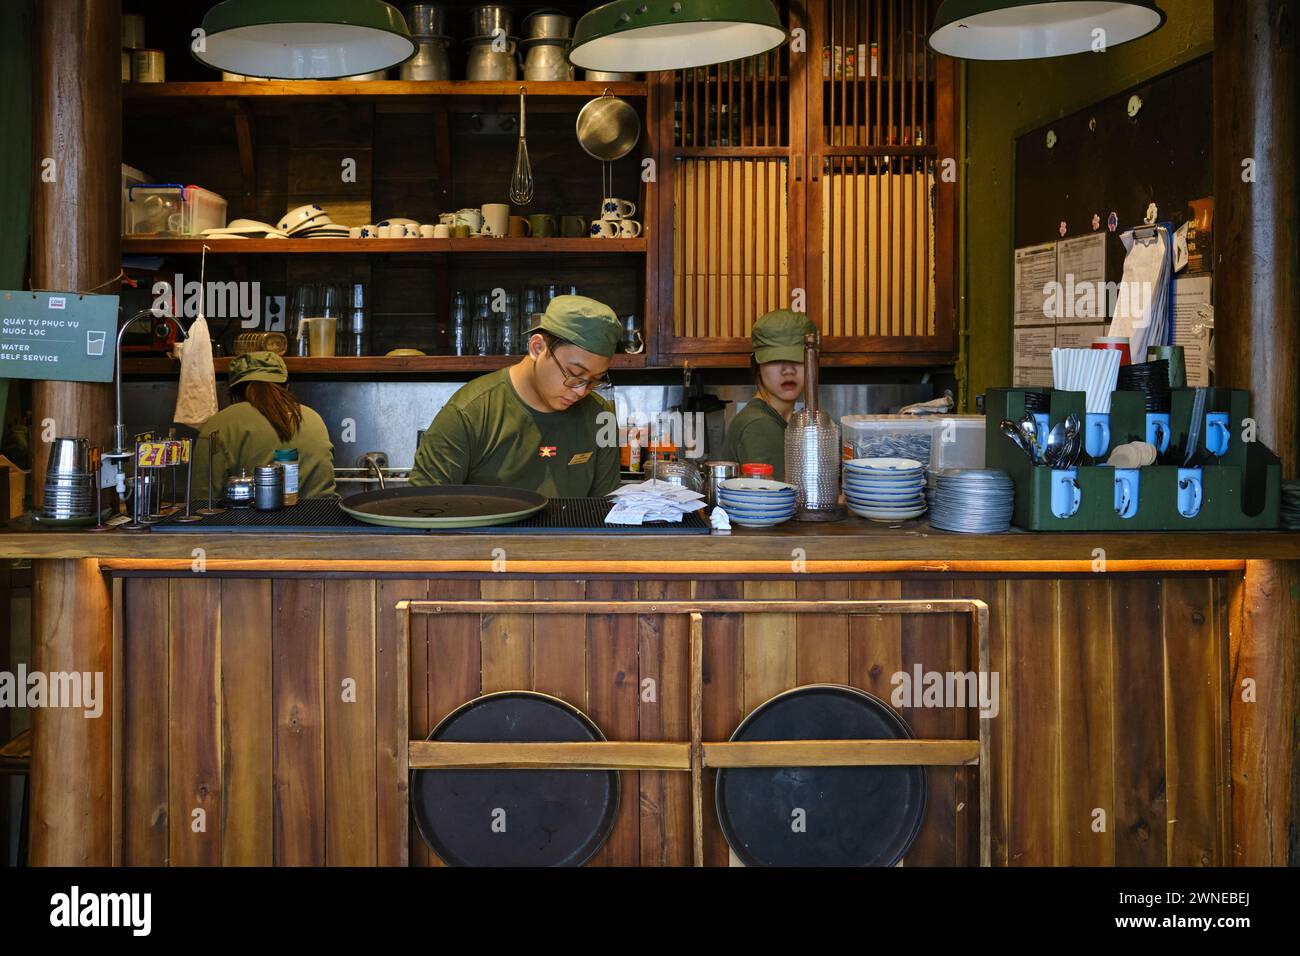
{"left": 984, "top": 388, "right": 1281, "bottom": 531}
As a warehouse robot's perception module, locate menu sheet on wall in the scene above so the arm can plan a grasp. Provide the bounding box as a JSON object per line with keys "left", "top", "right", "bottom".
{"left": 1172, "top": 274, "right": 1213, "bottom": 387}
{"left": 1012, "top": 234, "right": 1109, "bottom": 386}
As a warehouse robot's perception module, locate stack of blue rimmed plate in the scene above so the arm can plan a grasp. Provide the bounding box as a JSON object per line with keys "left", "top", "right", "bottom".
{"left": 926, "top": 469, "right": 1015, "bottom": 533}
{"left": 717, "top": 478, "right": 798, "bottom": 528}
{"left": 842, "top": 458, "right": 927, "bottom": 522}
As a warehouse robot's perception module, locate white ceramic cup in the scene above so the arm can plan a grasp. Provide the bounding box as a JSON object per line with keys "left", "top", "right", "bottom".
{"left": 589, "top": 219, "right": 620, "bottom": 238}
{"left": 453, "top": 208, "right": 484, "bottom": 232}
{"left": 419, "top": 224, "right": 436, "bottom": 238}
{"left": 618, "top": 219, "right": 643, "bottom": 238}
{"left": 480, "top": 203, "right": 509, "bottom": 238}
{"left": 348, "top": 227, "right": 362, "bottom": 239}
{"left": 377, "top": 225, "right": 393, "bottom": 238}
{"left": 359, "top": 224, "right": 377, "bottom": 238}
{"left": 432, "top": 223, "right": 451, "bottom": 238}
{"left": 600, "top": 197, "right": 636, "bottom": 221}
{"left": 404, "top": 223, "right": 421, "bottom": 237}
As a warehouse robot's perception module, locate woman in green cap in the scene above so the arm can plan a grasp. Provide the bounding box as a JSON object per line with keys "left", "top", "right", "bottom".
{"left": 189, "top": 351, "right": 336, "bottom": 499}
{"left": 410, "top": 295, "right": 623, "bottom": 497}
{"left": 720, "top": 309, "right": 817, "bottom": 481}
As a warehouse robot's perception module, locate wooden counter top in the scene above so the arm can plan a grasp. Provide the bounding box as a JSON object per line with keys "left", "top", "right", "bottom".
{"left": 3, "top": 516, "right": 1298, "bottom": 567}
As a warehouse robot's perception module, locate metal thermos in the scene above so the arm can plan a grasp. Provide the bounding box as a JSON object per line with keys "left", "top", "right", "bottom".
{"left": 702, "top": 461, "right": 739, "bottom": 506}
{"left": 254, "top": 465, "right": 284, "bottom": 510}
{"left": 784, "top": 330, "right": 842, "bottom": 520}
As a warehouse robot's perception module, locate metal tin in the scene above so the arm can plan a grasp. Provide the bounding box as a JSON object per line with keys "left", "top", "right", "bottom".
{"left": 404, "top": 3, "right": 448, "bottom": 37}
{"left": 522, "top": 9, "right": 572, "bottom": 40}
{"left": 702, "top": 460, "right": 739, "bottom": 506}
{"left": 254, "top": 465, "right": 284, "bottom": 510}
{"left": 225, "top": 470, "right": 255, "bottom": 507}
{"left": 469, "top": 4, "right": 513, "bottom": 38}
{"left": 122, "top": 13, "right": 147, "bottom": 50}
{"left": 132, "top": 48, "right": 165, "bottom": 84}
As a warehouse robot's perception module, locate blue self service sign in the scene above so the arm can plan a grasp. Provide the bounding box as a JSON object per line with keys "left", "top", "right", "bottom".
{"left": 0, "top": 290, "right": 119, "bottom": 382}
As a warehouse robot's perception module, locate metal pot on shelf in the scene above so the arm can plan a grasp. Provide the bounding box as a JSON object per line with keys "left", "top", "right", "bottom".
{"left": 404, "top": 2, "right": 448, "bottom": 37}
{"left": 465, "top": 35, "right": 519, "bottom": 81}
{"left": 584, "top": 69, "right": 636, "bottom": 82}
{"left": 522, "top": 38, "right": 574, "bottom": 82}
{"left": 401, "top": 36, "right": 453, "bottom": 80}
{"left": 469, "top": 4, "right": 513, "bottom": 38}
{"left": 522, "top": 8, "right": 572, "bottom": 40}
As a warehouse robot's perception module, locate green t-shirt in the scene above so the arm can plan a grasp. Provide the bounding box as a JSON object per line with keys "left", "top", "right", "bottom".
{"left": 189, "top": 401, "right": 337, "bottom": 500}
{"left": 721, "top": 396, "right": 788, "bottom": 480}
{"left": 410, "top": 367, "right": 620, "bottom": 498}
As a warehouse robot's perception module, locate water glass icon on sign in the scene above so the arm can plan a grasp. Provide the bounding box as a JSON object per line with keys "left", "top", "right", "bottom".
{"left": 86, "top": 330, "right": 107, "bottom": 356}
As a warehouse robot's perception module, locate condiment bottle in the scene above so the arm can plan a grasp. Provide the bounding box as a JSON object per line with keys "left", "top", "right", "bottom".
{"left": 275, "top": 448, "right": 300, "bottom": 505}
{"left": 741, "top": 463, "right": 774, "bottom": 478}
{"left": 628, "top": 429, "right": 641, "bottom": 473}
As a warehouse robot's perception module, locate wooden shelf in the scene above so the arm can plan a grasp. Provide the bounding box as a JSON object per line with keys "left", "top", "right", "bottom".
{"left": 123, "top": 80, "right": 647, "bottom": 101}
{"left": 121, "top": 237, "right": 648, "bottom": 255}
{"left": 122, "top": 354, "right": 649, "bottom": 375}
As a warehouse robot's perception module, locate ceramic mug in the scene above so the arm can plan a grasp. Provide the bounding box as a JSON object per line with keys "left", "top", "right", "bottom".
{"left": 480, "top": 203, "right": 509, "bottom": 238}
{"left": 590, "top": 220, "right": 620, "bottom": 238}
{"left": 419, "top": 224, "right": 435, "bottom": 238}
{"left": 452, "top": 224, "right": 471, "bottom": 239}
{"left": 1085, "top": 412, "right": 1111, "bottom": 460}
{"left": 1205, "top": 412, "right": 1230, "bottom": 456}
{"left": 433, "top": 223, "right": 451, "bottom": 238}
{"left": 359, "top": 224, "right": 378, "bottom": 238}
{"left": 348, "top": 227, "right": 363, "bottom": 239}
{"left": 560, "top": 215, "right": 587, "bottom": 237}
{"left": 509, "top": 216, "right": 532, "bottom": 237}
{"left": 377, "top": 225, "right": 393, "bottom": 238}
{"left": 453, "top": 208, "right": 483, "bottom": 232}
{"left": 618, "top": 220, "right": 643, "bottom": 238}
{"left": 1177, "top": 467, "right": 1204, "bottom": 518}
{"left": 601, "top": 198, "right": 636, "bottom": 221}
{"left": 1145, "top": 412, "right": 1170, "bottom": 453}
{"left": 528, "top": 213, "right": 557, "bottom": 238}
{"left": 1032, "top": 413, "right": 1050, "bottom": 453}
{"left": 1050, "top": 468, "right": 1081, "bottom": 519}
{"left": 1113, "top": 468, "right": 1140, "bottom": 519}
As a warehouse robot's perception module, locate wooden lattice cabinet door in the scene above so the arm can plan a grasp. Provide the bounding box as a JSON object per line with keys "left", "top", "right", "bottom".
{"left": 807, "top": 0, "right": 957, "bottom": 364}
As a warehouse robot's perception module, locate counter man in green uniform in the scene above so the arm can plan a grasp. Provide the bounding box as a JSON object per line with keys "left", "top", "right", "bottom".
{"left": 720, "top": 309, "right": 817, "bottom": 481}
{"left": 410, "top": 295, "right": 622, "bottom": 497}
{"left": 189, "top": 351, "right": 337, "bottom": 499}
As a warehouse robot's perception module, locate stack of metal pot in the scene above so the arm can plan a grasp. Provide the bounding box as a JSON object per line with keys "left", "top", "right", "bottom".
{"left": 785, "top": 330, "right": 843, "bottom": 521}
{"left": 42, "top": 437, "right": 95, "bottom": 520}
{"left": 520, "top": 8, "right": 574, "bottom": 82}
{"left": 402, "top": 4, "right": 453, "bottom": 80}
{"left": 464, "top": 4, "right": 517, "bottom": 81}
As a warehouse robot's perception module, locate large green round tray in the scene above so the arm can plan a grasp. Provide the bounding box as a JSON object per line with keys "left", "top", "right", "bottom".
{"left": 339, "top": 484, "right": 547, "bottom": 529}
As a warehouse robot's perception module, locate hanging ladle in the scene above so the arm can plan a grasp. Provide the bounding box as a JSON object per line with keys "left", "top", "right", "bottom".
{"left": 509, "top": 86, "right": 534, "bottom": 205}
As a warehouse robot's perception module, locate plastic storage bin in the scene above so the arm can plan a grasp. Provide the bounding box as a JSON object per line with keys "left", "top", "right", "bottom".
{"left": 841, "top": 415, "right": 934, "bottom": 464}
{"left": 929, "top": 415, "right": 986, "bottom": 472}
{"left": 125, "top": 184, "right": 227, "bottom": 236}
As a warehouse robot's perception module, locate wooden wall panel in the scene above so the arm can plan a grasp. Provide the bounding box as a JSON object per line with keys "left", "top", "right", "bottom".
{"left": 375, "top": 579, "right": 424, "bottom": 867}
{"left": 168, "top": 578, "right": 221, "bottom": 866}
{"left": 1055, "top": 578, "right": 1114, "bottom": 866}
{"left": 694, "top": 579, "right": 744, "bottom": 866}
{"left": 324, "top": 580, "right": 378, "bottom": 866}
{"left": 741, "top": 580, "right": 797, "bottom": 712}
{"left": 532, "top": 580, "right": 588, "bottom": 708}
{"left": 1110, "top": 577, "right": 1168, "bottom": 866}
{"left": 585, "top": 580, "right": 640, "bottom": 866}
{"left": 480, "top": 579, "right": 534, "bottom": 693}
{"left": 1004, "top": 579, "right": 1060, "bottom": 865}
{"left": 122, "top": 578, "right": 170, "bottom": 866}
{"left": 272, "top": 579, "right": 326, "bottom": 866}
{"left": 638, "top": 581, "right": 692, "bottom": 867}
{"left": 1162, "top": 578, "right": 1223, "bottom": 866}
{"left": 220, "top": 579, "right": 273, "bottom": 866}
{"left": 958, "top": 579, "right": 1008, "bottom": 866}
{"left": 795, "top": 579, "right": 850, "bottom": 684}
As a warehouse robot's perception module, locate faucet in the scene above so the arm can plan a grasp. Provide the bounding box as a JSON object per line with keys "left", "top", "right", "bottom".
{"left": 110, "top": 308, "right": 189, "bottom": 458}
{"left": 362, "top": 453, "right": 387, "bottom": 490}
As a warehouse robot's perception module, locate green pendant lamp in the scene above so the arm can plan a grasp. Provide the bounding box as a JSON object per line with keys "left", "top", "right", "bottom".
{"left": 193, "top": 0, "right": 416, "bottom": 79}
{"left": 570, "top": 0, "right": 786, "bottom": 73}
{"left": 929, "top": 0, "right": 1165, "bottom": 60}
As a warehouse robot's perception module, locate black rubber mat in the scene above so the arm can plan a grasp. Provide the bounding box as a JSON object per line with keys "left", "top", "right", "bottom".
{"left": 151, "top": 496, "right": 710, "bottom": 534}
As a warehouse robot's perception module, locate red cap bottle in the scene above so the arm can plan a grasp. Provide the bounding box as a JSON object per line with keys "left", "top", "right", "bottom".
{"left": 741, "top": 463, "right": 774, "bottom": 478}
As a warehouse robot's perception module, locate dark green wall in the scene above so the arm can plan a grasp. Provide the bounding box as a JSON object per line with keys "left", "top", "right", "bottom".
{"left": 961, "top": 0, "right": 1213, "bottom": 410}
{"left": 0, "top": 0, "right": 33, "bottom": 434}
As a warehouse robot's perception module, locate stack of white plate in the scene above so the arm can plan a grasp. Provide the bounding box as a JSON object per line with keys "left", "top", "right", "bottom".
{"left": 199, "top": 218, "right": 287, "bottom": 240}
{"left": 842, "top": 458, "right": 927, "bottom": 522}
{"left": 716, "top": 478, "right": 797, "bottom": 528}
{"left": 277, "top": 204, "right": 350, "bottom": 239}
{"left": 926, "top": 469, "right": 1015, "bottom": 533}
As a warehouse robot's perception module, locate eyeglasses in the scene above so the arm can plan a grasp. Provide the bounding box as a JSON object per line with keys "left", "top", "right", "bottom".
{"left": 547, "top": 347, "right": 612, "bottom": 392}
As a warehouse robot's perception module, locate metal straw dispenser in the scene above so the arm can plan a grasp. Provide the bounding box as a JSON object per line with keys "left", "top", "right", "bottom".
{"left": 785, "top": 330, "right": 843, "bottom": 521}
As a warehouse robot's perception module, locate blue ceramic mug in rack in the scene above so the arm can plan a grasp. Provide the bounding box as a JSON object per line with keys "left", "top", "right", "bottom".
{"left": 1177, "top": 467, "right": 1204, "bottom": 518}
{"left": 1205, "top": 412, "right": 1230, "bottom": 456}
{"left": 1033, "top": 413, "right": 1050, "bottom": 452}
{"left": 1085, "top": 413, "right": 1111, "bottom": 459}
{"left": 1050, "top": 468, "right": 1081, "bottom": 519}
{"left": 1145, "top": 413, "right": 1170, "bottom": 454}
{"left": 1113, "top": 468, "right": 1140, "bottom": 519}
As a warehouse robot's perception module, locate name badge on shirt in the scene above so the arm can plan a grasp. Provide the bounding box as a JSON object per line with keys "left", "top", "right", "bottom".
{"left": 568, "top": 451, "right": 593, "bottom": 465}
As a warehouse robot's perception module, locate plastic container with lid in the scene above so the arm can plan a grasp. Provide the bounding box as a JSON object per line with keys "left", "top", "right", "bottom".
{"left": 741, "top": 463, "right": 774, "bottom": 478}
{"left": 274, "top": 448, "right": 300, "bottom": 505}
{"left": 125, "top": 184, "right": 228, "bottom": 236}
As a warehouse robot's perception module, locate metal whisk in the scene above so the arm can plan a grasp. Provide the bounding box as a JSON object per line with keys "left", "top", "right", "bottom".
{"left": 509, "top": 87, "right": 534, "bottom": 205}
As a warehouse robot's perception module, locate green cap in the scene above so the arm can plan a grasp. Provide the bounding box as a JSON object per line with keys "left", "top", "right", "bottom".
{"left": 229, "top": 350, "right": 288, "bottom": 386}
{"left": 527, "top": 295, "right": 622, "bottom": 358}
{"left": 752, "top": 309, "right": 816, "bottom": 364}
